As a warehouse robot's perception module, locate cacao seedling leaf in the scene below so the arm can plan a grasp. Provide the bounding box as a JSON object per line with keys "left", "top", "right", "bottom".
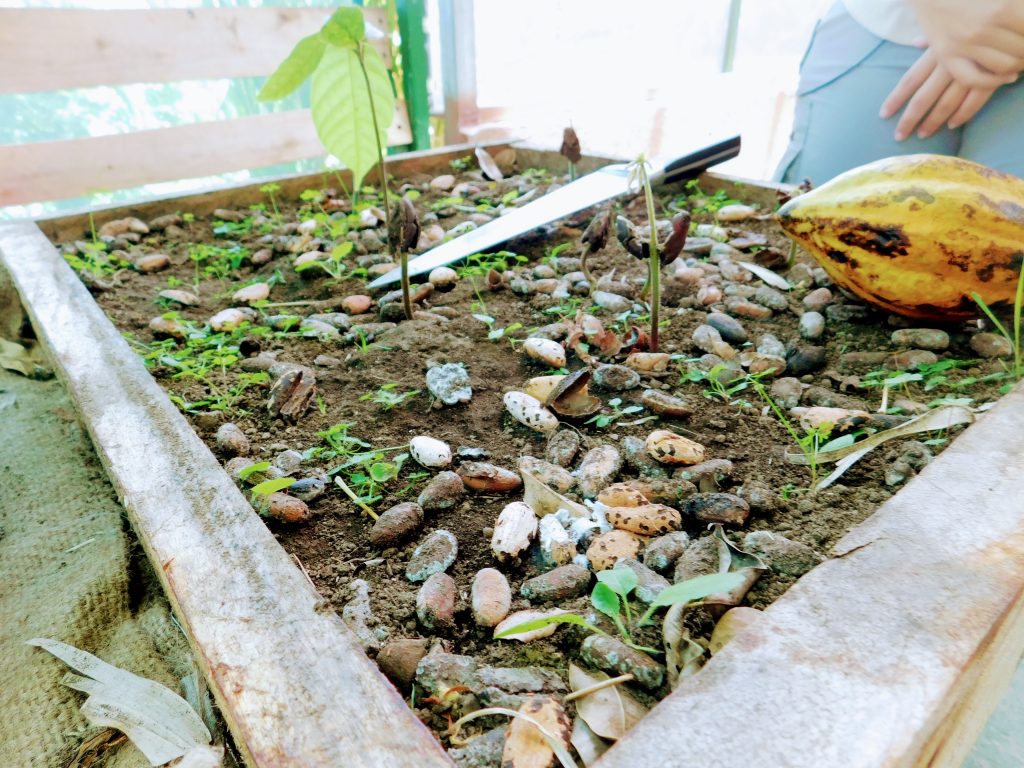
{"left": 257, "top": 33, "right": 326, "bottom": 101}
{"left": 320, "top": 6, "right": 365, "bottom": 47}
{"left": 647, "top": 570, "right": 748, "bottom": 610}
{"left": 237, "top": 461, "right": 272, "bottom": 481}
{"left": 311, "top": 43, "right": 395, "bottom": 191}
{"left": 595, "top": 568, "right": 637, "bottom": 600}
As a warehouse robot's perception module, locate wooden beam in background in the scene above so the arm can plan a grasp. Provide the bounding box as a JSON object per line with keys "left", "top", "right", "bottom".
{"left": 0, "top": 106, "right": 412, "bottom": 207}
{"left": 0, "top": 7, "right": 390, "bottom": 94}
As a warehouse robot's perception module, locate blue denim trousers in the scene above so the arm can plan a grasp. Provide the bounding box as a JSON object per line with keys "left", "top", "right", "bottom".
{"left": 776, "top": 2, "right": 1024, "bottom": 183}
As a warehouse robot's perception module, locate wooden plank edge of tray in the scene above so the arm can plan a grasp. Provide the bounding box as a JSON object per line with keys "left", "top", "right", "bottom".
{"left": 0, "top": 222, "right": 454, "bottom": 767}
{"left": 30, "top": 141, "right": 522, "bottom": 243}
{"left": 596, "top": 382, "right": 1024, "bottom": 768}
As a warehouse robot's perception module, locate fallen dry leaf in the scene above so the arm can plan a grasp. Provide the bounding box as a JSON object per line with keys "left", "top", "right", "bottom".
{"left": 475, "top": 146, "right": 504, "bottom": 181}
{"left": 502, "top": 696, "right": 573, "bottom": 768}
{"left": 28, "top": 638, "right": 213, "bottom": 766}
{"left": 568, "top": 664, "right": 647, "bottom": 741}
{"left": 570, "top": 717, "right": 609, "bottom": 766}
{"left": 0, "top": 337, "right": 43, "bottom": 377}
{"left": 662, "top": 603, "right": 706, "bottom": 690}
{"left": 521, "top": 467, "right": 589, "bottom": 518}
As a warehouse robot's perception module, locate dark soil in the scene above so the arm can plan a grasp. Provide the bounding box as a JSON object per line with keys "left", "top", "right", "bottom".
{"left": 54, "top": 157, "right": 1009, "bottom": 758}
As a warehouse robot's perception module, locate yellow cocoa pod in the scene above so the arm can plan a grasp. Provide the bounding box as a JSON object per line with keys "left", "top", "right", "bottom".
{"left": 777, "top": 154, "right": 1024, "bottom": 320}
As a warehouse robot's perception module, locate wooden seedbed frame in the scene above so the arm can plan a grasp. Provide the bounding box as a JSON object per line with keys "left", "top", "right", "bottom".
{"left": 2, "top": 143, "right": 1023, "bottom": 767}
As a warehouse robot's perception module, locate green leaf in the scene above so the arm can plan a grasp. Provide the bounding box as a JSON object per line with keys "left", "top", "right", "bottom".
{"left": 250, "top": 477, "right": 296, "bottom": 497}
{"left": 596, "top": 568, "right": 638, "bottom": 599}
{"left": 649, "top": 572, "right": 749, "bottom": 610}
{"left": 311, "top": 44, "right": 395, "bottom": 191}
{"left": 258, "top": 33, "right": 327, "bottom": 101}
{"left": 818, "top": 433, "right": 856, "bottom": 452}
{"left": 331, "top": 241, "right": 354, "bottom": 260}
{"left": 321, "top": 7, "right": 365, "bottom": 47}
{"left": 369, "top": 462, "right": 397, "bottom": 483}
{"left": 494, "top": 613, "right": 604, "bottom": 639}
{"left": 591, "top": 583, "right": 620, "bottom": 620}
{"left": 238, "top": 461, "right": 272, "bottom": 481}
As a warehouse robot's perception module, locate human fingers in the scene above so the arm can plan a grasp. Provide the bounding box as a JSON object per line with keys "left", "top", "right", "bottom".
{"left": 979, "top": 27, "right": 1024, "bottom": 61}
{"left": 962, "top": 45, "right": 1024, "bottom": 77}
{"left": 916, "top": 81, "right": 968, "bottom": 138}
{"left": 947, "top": 87, "right": 998, "bottom": 129}
{"left": 945, "top": 56, "right": 1016, "bottom": 88}
{"left": 895, "top": 65, "right": 953, "bottom": 140}
{"left": 880, "top": 50, "right": 937, "bottom": 119}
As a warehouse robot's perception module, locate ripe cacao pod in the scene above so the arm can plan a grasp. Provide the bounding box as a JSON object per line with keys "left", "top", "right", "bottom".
{"left": 776, "top": 154, "right": 1024, "bottom": 320}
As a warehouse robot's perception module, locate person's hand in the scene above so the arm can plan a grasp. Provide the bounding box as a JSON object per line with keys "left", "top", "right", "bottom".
{"left": 909, "top": 0, "right": 1024, "bottom": 87}
{"left": 880, "top": 49, "right": 998, "bottom": 139}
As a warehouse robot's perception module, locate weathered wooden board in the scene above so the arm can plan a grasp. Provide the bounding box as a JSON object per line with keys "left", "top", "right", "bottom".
{"left": 33, "top": 142, "right": 505, "bottom": 243}
{"left": 0, "top": 107, "right": 412, "bottom": 207}
{"left": 0, "top": 7, "right": 390, "bottom": 94}
{"left": 0, "top": 221, "right": 453, "bottom": 768}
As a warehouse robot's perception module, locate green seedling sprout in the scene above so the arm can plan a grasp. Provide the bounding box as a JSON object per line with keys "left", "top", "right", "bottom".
{"left": 359, "top": 382, "right": 421, "bottom": 411}
{"left": 752, "top": 379, "right": 833, "bottom": 489}
{"left": 495, "top": 570, "right": 746, "bottom": 653}
{"left": 972, "top": 262, "right": 1024, "bottom": 383}
{"left": 259, "top": 7, "right": 407, "bottom": 309}
{"left": 629, "top": 156, "right": 663, "bottom": 352}
{"left": 584, "top": 397, "right": 646, "bottom": 429}
{"left": 294, "top": 241, "right": 355, "bottom": 280}
{"left": 259, "top": 183, "right": 282, "bottom": 222}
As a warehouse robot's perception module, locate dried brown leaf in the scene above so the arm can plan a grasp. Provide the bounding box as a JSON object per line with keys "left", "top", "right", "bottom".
{"left": 568, "top": 664, "right": 647, "bottom": 741}
{"left": 502, "top": 696, "right": 573, "bottom": 768}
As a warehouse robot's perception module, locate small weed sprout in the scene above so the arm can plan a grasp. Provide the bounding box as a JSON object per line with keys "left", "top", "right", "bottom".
{"left": 673, "top": 179, "right": 741, "bottom": 217}
{"left": 972, "top": 262, "right": 1024, "bottom": 384}
{"left": 294, "top": 241, "right": 354, "bottom": 280}
{"left": 249, "top": 476, "right": 296, "bottom": 511}
{"left": 584, "top": 397, "right": 646, "bottom": 429}
{"left": 751, "top": 379, "right": 833, "bottom": 489}
{"left": 62, "top": 213, "right": 129, "bottom": 278}
{"left": 471, "top": 310, "right": 524, "bottom": 346}
{"left": 457, "top": 251, "right": 527, "bottom": 279}
{"left": 496, "top": 571, "right": 747, "bottom": 652}
{"left": 684, "top": 364, "right": 771, "bottom": 408}
{"left": 127, "top": 318, "right": 270, "bottom": 416}
{"left": 359, "top": 383, "right": 421, "bottom": 411}
{"left": 260, "top": 183, "right": 283, "bottom": 222}
{"left": 312, "top": 424, "right": 428, "bottom": 516}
